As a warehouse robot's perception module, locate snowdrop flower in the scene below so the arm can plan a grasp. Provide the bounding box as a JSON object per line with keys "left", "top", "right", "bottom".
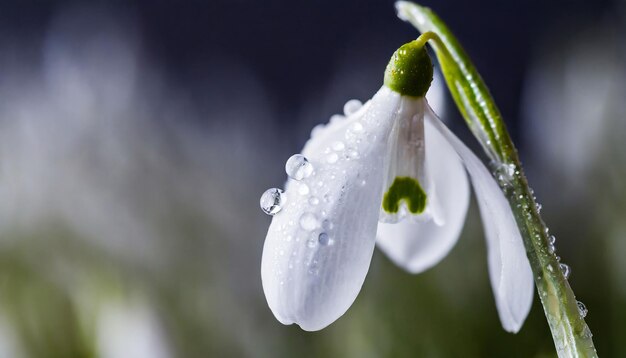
{"left": 260, "top": 38, "right": 533, "bottom": 332}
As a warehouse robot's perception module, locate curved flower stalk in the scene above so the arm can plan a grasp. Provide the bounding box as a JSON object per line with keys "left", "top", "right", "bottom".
{"left": 260, "top": 37, "right": 533, "bottom": 333}
{"left": 395, "top": 2, "right": 598, "bottom": 356}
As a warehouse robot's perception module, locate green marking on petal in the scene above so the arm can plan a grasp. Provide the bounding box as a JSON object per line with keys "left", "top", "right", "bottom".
{"left": 382, "top": 176, "right": 427, "bottom": 214}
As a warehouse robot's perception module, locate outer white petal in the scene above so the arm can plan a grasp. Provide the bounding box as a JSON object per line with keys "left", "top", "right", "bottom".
{"left": 376, "top": 105, "right": 470, "bottom": 273}
{"left": 261, "top": 86, "right": 401, "bottom": 331}
{"left": 426, "top": 110, "right": 534, "bottom": 333}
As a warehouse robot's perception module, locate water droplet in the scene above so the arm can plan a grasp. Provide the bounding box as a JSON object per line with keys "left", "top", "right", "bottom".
{"left": 332, "top": 141, "right": 345, "bottom": 151}
{"left": 321, "top": 219, "right": 333, "bottom": 231}
{"left": 308, "top": 196, "right": 319, "bottom": 205}
{"left": 346, "top": 148, "right": 359, "bottom": 159}
{"left": 318, "top": 232, "right": 331, "bottom": 245}
{"left": 359, "top": 179, "right": 367, "bottom": 186}
{"left": 548, "top": 244, "right": 556, "bottom": 254}
{"left": 536, "top": 203, "right": 542, "bottom": 213}
{"left": 495, "top": 163, "right": 516, "bottom": 185}
{"left": 307, "top": 237, "right": 318, "bottom": 248}
{"left": 326, "top": 152, "right": 339, "bottom": 163}
{"left": 547, "top": 264, "right": 554, "bottom": 272}
{"left": 260, "top": 188, "right": 285, "bottom": 215}
{"left": 330, "top": 114, "right": 344, "bottom": 124}
{"left": 311, "top": 124, "right": 325, "bottom": 138}
{"left": 285, "top": 154, "right": 314, "bottom": 180}
{"left": 560, "top": 263, "right": 571, "bottom": 279}
{"left": 548, "top": 235, "right": 556, "bottom": 245}
{"left": 308, "top": 260, "right": 319, "bottom": 275}
{"left": 343, "top": 99, "right": 363, "bottom": 116}
{"left": 577, "top": 301, "right": 588, "bottom": 317}
{"left": 351, "top": 122, "right": 364, "bottom": 133}
{"left": 298, "top": 183, "right": 310, "bottom": 195}
{"left": 299, "top": 213, "right": 318, "bottom": 231}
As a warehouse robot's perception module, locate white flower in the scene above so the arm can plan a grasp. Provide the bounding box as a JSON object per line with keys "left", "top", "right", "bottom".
{"left": 260, "top": 39, "right": 533, "bottom": 333}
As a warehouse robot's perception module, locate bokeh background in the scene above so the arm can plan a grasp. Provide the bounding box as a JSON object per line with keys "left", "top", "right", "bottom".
{"left": 0, "top": 0, "right": 624, "bottom": 357}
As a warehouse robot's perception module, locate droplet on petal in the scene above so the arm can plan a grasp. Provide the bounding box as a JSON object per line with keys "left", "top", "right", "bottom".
{"left": 298, "top": 183, "right": 310, "bottom": 195}
{"left": 351, "top": 122, "right": 364, "bottom": 133}
{"left": 308, "top": 197, "right": 320, "bottom": 205}
{"left": 318, "top": 232, "right": 331, "bottom": 245}
{"left": 260, "top": 188, "right": 286, "bottom": 215}
{"left": 299, "top": 213, "right": 318, "bottom": 231}
{"left": 286, "top": 154, "right": 314, "bottom": 180}
{"left": 311, "top": 124, "right": 325, "bottom": 138}
{"left": 343, "top": 99, "right": 363, "bottom": 116}
{"left": 326, "top": 153, "right": 339, "bottom": 164}
{"left": 332, "top": 141, "right": 345, "bottom": 151}
{"left": 346, "top": 148, "right": 359, "bottom": 159}
{"left": 329, "top": 114, "right": 344, "bottom": 124}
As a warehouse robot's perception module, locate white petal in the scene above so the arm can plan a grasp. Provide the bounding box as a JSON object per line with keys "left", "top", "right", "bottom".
{"left": 261, "top": 86, "right": 401, "bottom": 331}
{"left": 425, "top": 109, "right": 534, "bottom": 333}
{"left": 376, "top": 105, "right": 470, "bottom": 273}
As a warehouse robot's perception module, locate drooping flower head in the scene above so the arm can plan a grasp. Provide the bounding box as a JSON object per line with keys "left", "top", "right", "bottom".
{"left": 260, "top": 36, "right": 533, "bottom": 333}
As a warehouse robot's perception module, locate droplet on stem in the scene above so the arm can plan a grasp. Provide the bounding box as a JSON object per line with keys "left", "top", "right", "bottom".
{"left": 577, "top": 301, "right": 588, "bottom": 317}
{"left": 560, "top": 263, "right": 571, "bottom": 279}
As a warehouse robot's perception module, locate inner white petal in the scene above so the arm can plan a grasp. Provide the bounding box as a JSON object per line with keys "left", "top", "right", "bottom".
{"left": 376, "top": 104, "right": 470, "bottom": 274}
{"left": 379, "top": 97, "right": 439, "bottom": 224}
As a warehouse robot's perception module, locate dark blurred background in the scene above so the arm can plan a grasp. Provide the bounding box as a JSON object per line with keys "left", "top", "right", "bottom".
{"left": 0, "top": 0, "right": 623, "bottom": 357}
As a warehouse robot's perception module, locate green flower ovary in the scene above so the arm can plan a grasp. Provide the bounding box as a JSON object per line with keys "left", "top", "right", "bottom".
{"left": 384, "top": 39, "right": 433, "bottom": 97}
{"left": 382, "top": 176, "right": 427, "bottom": 214}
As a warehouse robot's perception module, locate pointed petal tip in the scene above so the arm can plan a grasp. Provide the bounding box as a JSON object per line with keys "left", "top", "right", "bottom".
{"left": 376, "top": 112, "right": 469, "bottom": 276}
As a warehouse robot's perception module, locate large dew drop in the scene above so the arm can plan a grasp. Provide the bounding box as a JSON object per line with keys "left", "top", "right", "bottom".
{"left": 260, "top": 188, "right": 285, "bottom": 215}
{"left": 285, "top": 154, "right": 314, "bottom": 180}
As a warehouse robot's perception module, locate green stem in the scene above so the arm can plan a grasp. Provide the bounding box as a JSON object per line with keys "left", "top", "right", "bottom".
{"left": 396, "top": 2, "right": 598, "bottom": 357}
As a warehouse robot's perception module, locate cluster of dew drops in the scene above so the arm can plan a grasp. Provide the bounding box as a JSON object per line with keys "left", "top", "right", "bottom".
{"left": 495, "top": 162, "right": 588, "bottom": 318}
{"left": 259, "top": 99, "right": 366, "bottom": 250}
